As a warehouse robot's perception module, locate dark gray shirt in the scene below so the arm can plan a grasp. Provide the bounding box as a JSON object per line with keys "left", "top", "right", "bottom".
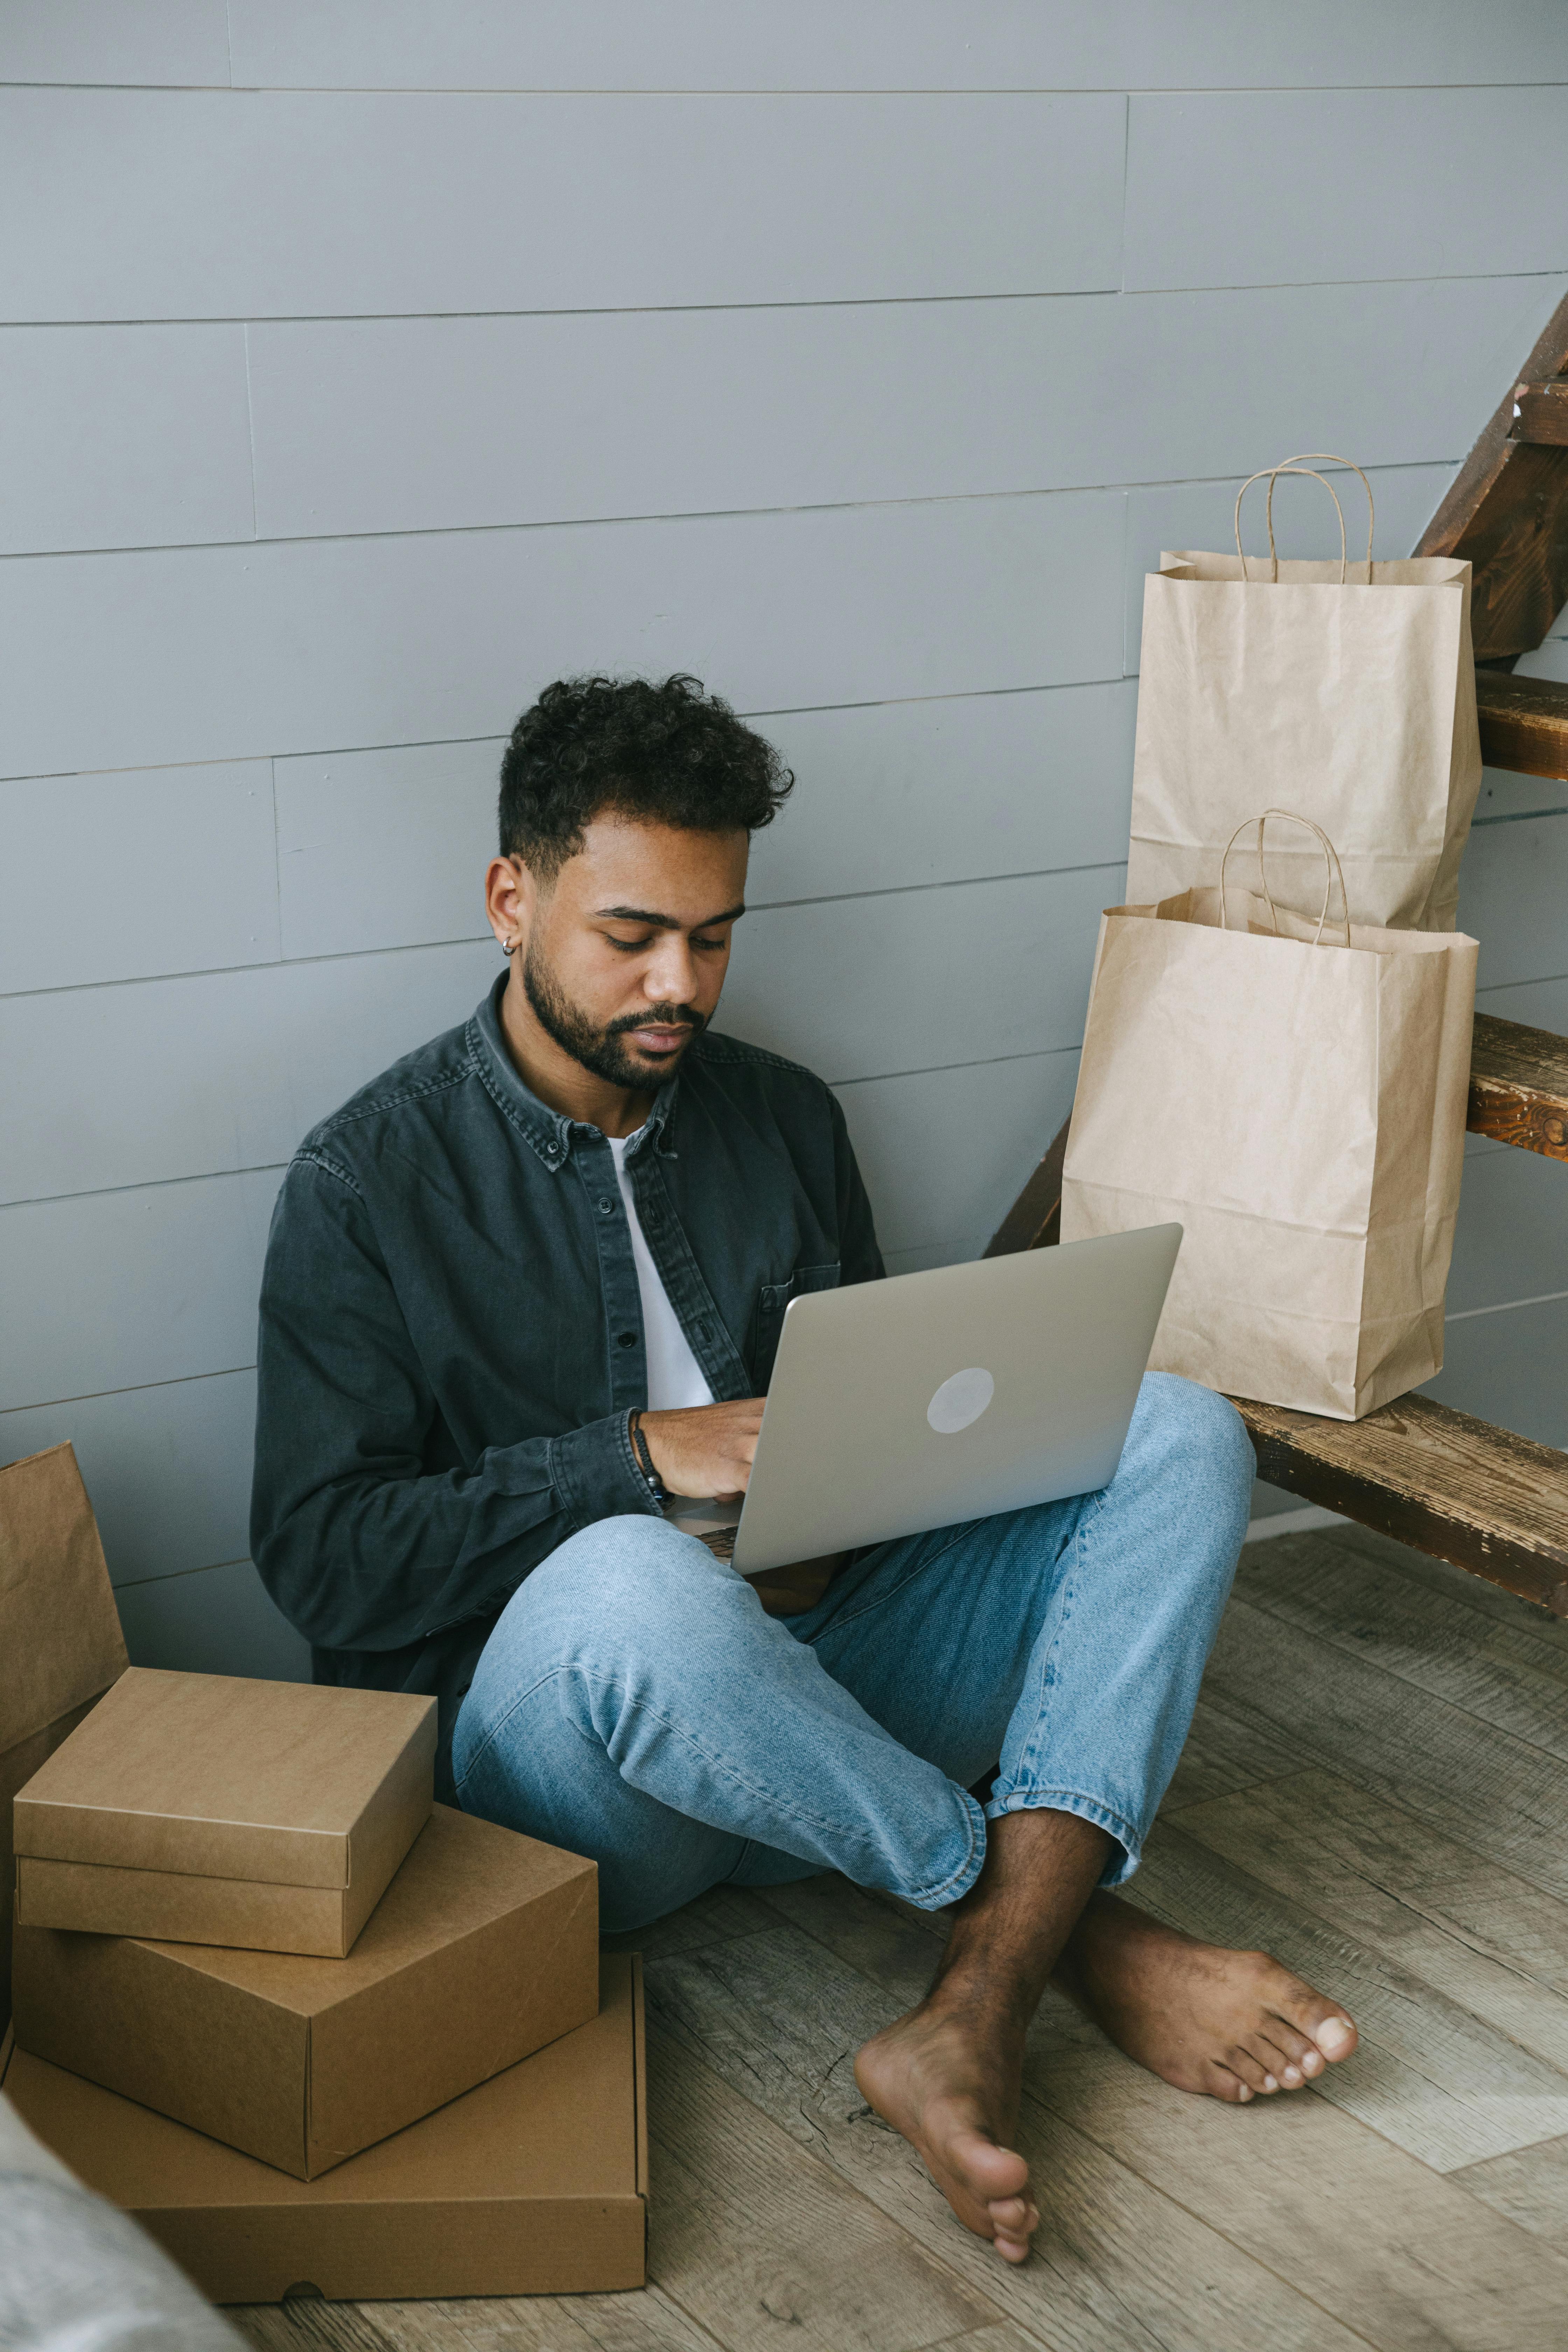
{"left": 251, "top": 975, "right": 883, "bottom": 1795}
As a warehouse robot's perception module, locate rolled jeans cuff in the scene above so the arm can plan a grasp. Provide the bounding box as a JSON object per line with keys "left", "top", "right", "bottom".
{"left": 983, "top": 1786, "right": 1143, "bottom": 1888}
{"left": 903, "top": 1786, "right": 989, "bottom": 1910}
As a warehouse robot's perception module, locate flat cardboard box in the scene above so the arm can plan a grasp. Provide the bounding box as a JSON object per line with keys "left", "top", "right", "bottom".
{"left": 14, "top": 1666, "right": 436, "bottom": 1956}
{"left": 12, "top": 1802, "right": 598, "bottom": 2177}
{"left": 0, "top": 1442, "right": 129, "bottom": 2018}
{"left": 1, "top": 1954, "right": 646, "bottom": 2303}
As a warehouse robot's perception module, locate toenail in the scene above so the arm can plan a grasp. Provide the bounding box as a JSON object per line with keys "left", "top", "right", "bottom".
{"left": 1237, "top": 2085, "right": 1253, "bottom": 2101}
{"left": 1263, "top": 2075, "right": 1278, "bottom": 2091}
{"left": 1316, "top": 2017, "right": 1354, "bottom": 2055}
{"left": 1283, "top": 2067, "right": 1301, "bottom": 2084}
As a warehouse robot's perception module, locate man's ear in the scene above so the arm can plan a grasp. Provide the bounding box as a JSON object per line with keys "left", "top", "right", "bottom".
{"left": 484, "top": 854, "right": 539, "bottom": 954}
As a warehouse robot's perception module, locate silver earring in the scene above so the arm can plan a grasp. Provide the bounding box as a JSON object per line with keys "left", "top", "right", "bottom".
{"left": 501, "top": 935, "right": 517, "bottom": 956}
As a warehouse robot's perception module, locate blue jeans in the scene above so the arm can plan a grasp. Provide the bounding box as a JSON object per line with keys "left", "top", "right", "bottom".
{"left": 453, "top": 1373, "right": 1253, "bottom": 1934}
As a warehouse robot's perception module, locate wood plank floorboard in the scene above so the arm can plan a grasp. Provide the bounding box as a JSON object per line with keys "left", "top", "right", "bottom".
{"left": 1133, "top": 1818, "right": 1568, "bottom": 2170}
{"left": 763, "top": 1872, "right": 1568, "bottom": 2352}
{"left": 642, "top": 2023, "right": 1009, "bottom": 2352}
{"left": 1237, "top": 1534, "right": 1568, "bottom": 1752}
{"left": 230, "top": 2284, "right": 724, "bottom": 2351}
{"left": 1455, "top": 2132, "right": 1568, "bottom": 2240}
{"left": 1316, "top": 1523, "right": 1568, "bottom": 1658}
{"left": 1177, "top": 1772, "right": 1568, "bottom": 2051}
{"left": 1200, "top": 1595, "right": 1568, "bottom": 1904}
{"left": 1155, "top": 1686, "right": 1313, "bottom": 1813}
{"left": 646, "top": 1917, "right": 1376, "bottom": 2350}
{"left": 229, "top": 1527, "right": 1568, "bottom": 2351}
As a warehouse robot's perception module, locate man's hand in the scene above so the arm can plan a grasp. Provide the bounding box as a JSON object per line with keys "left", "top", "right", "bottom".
{"left": 639, "top": 1398, "right": 765, "bottom": 1499}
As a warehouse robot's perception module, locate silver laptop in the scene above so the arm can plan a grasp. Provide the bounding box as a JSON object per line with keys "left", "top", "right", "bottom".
{"left": 665, "top": 1222, "right": 1183, "bottom": 1576}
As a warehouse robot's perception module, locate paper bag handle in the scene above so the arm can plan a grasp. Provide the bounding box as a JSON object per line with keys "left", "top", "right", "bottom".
{"left": 1233, "top": 453, "right": 1376, "bottom": 585}
{"left": 1219, "top": 810, "right": 1352, "bottom": 948}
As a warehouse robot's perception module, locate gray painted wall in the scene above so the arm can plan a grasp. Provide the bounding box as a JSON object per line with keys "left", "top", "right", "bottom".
{"left": 3, "top": 5, "right": 1566, "bottom": 1670}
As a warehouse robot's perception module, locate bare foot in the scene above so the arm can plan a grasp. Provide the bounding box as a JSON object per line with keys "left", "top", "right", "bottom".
{"left": 1059, "top": 1893, "right": 1359, "bottom": 2104}
{"left": 855, "top": 1994, "right": 1040, "bottom": 2261}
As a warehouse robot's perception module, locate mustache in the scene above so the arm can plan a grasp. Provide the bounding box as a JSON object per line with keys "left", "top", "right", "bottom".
{"left": 604, "top": 1004, "right": 706, "bottom": 1041}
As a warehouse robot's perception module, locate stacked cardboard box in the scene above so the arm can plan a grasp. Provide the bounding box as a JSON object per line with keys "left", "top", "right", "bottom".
{"left": 2, "top": 1445, "right": 645, "bottom": 2304}
{"left": 0, "top": 1444, "right": 129, "bottom": 2017}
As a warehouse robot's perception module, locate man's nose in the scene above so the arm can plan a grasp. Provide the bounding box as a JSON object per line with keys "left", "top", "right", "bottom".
{"left": 643, "top": 940, "right": 696, "bottom": 1002}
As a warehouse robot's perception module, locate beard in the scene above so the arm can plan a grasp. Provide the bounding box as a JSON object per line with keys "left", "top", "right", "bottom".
{"left": 522, "top": 939, "right": 706, "bottom": 1089}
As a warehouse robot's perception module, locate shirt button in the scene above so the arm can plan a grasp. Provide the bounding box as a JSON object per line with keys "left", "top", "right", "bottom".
{"left": 616, "top": 1331, "right": 637, "bottom": 1349}
{"left": 597, "top": 1197, "right": 615, "bottom": 1215}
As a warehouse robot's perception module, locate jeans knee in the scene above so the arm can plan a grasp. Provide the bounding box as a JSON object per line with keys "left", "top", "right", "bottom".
{"left": 457, "top": 1517, "right": 725, "bottom": 1777}
{"left": 1124, "top": 1375, "right": 1255, "bottom": 1575}
{"left": 520, "top": 1514, "right": 727, "bottom": 1646}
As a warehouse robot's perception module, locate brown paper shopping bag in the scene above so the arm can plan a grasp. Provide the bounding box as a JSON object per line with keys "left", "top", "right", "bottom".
{"left": 1060, "top": 813, "right": 1478, "bottom": 1420}
{"left": 0, "top": 1442, "right": 128, "bottom": 2016}
{"left": 1127, "top": 456, "right": 1483, "bottom": 931}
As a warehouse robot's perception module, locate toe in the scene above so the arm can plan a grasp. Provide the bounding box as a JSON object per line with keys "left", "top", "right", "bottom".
{"left": 989, "top": 2195, "right": 1039, "bottom": 2258}
{"left": 1259, "top": 2019, "right": 1319, "bottom": 2084}
{"left": 1225, "top": 2043, "right": 1274, "bottom": 2095}
{"left": 946, "top": 2124, "right": 1030, "bottom": 2208}
{"left": 1267, "top": 1968, "right": 1358, "bottom": 2064}
{"left": 1314, "top": 2013, "right": 1357, "bottom": 2062}
{"left": 1208, "top": 2062, "right": 1254, "bottom": 2104}
{"left": 1248, "top": 2031, "right": 1306, "bottom": 2090}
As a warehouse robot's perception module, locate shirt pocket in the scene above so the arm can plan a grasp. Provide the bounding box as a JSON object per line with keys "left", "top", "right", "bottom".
{"left": 751, "top": 1261, "right": 841, "bottom": 1391}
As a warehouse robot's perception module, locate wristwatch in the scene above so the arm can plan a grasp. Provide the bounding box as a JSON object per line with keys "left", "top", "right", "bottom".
{"left": 628, "top": 1410, "right": 670, "bottom": 1506}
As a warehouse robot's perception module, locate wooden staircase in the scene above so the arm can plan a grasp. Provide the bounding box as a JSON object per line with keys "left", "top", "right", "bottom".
{"left": 989, "top": 296, "right": 1568, "bottom": 1616}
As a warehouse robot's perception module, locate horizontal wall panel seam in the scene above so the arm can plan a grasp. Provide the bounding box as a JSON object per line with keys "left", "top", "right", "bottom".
{"left": 0, "top": 270, "right": 1559, "bottom": 324}
{"left": 1, "top": 88, "right": 1129, "bottom": 319}
{"left": 1447, "top": 1289, "right": 1568, "bottom": 1324}
{"left": 14, "top": 83, "right": 1568, "bottom": 96}
{"left": 0, "top": 1167, "right": 282, "bottom": 1216}
{"left": 0, "top": 1367, "right": 255, "bottom": 1417}
{"left": 0, "top": 859, "right": 1129, "bottom": 1004}
{"left": 0, "top": 458, "right": 1477, "bottom": 566}
{"left": 835, "top": 1042, "right": 1079, "bottom": 1091}
{"left": 113, "top": 1556, "right": 252, "bottom": 1593}
{"left": 0, "top": 490, "right": 1130, "bottom": 777}
{"left": 0, "top": 1167, "right": 288, "bottom": 1214}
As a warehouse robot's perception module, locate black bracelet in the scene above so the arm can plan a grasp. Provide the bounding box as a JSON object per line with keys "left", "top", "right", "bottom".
{"left": 629, "top": 1410, "right": 669, "bottom": 1505}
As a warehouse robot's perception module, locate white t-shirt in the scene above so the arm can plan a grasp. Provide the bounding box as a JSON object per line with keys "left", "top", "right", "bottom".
{"left": 608, "top": 1133, "right": 715, "bottom": 1411}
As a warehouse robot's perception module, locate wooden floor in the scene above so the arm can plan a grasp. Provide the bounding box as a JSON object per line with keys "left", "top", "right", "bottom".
{"left": 230, "top": 1521, "right": 1568, "bottom": 2352}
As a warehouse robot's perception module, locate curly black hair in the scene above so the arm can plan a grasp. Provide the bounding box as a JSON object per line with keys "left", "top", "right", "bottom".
{"left": 498, "top": 673, "right": 794, "bottom": 876}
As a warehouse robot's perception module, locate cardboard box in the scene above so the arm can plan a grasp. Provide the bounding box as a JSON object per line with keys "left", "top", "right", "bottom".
{"left": 15, "top": 1666, "right": 436, "bottom": 1956}
{"left": 12, "top": 1802, "right": 598, "bottom": 2178}
{"left": 1, "top": 1954, "right": 647, "bottom": 2302}
{"left": 0, "top": 1442, "right": 129, "bottom": 2018}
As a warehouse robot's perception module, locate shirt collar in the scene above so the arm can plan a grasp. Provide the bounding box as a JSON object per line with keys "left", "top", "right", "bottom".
{"left": 471, "top": 973, "right": 681, "bottom": 1171}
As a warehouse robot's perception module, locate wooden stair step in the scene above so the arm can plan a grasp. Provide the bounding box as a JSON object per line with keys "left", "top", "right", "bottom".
{"left": 1469, "top": 1011, "right": 1568, "bottom": 1160}
{"left": 986, "top": 1006, "right": 1568, "bottom": 1605}
{"left": 1475, "top": 668, "right": 1568, "bottom": 781}
{"left": 1232, "top": 1394, "right": 1568, "bottom": 1618}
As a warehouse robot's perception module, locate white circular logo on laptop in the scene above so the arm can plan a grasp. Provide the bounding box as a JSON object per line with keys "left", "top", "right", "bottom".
{"left": 927, "top": 1366, "right": 995, "bottom": 1434}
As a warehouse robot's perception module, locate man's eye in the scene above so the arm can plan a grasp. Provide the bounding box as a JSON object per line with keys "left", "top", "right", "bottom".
{"left": 606, "top": 934, "right": 654, "bottom": 952}
{"left": 693, "top": 933, "right": 729, "bottom": 953}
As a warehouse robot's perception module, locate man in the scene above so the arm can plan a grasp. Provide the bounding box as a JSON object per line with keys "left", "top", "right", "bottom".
{"left": 254, "top": 673, "right": 1358, "bottom": 2265}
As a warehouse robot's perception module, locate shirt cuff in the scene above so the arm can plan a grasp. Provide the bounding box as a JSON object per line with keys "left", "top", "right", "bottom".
{"left": 548, "top": 1410, "right": 663, "bottom": 1530}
